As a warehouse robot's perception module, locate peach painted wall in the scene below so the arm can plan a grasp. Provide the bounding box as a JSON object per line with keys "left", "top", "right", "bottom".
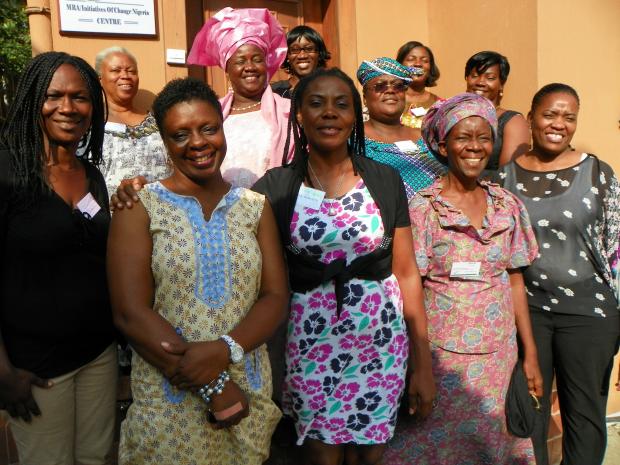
{"left": 354, "top": 0, "right": 429, "bottom": 64}
{"left": 537, "top": 0, "right": 620, "bottom": 173}
{"left": 425, "top": 0, "right": 538, "bottom": 116}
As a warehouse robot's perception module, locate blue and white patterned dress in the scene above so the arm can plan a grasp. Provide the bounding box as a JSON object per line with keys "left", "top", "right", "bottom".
{"left": 119, "top": 183, "right": 281, "bottom": 465}
{"left": 282, "top": 179, "right": 408, "bottom": 445}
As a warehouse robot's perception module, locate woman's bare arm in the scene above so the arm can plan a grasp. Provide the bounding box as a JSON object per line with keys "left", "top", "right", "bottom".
{"left": 509, "top": 269, "right": 543, "bottom": 396}
{"left": 498, "top": 113, "right": 530, "bottom": 166}
{"left": 392, "top": 225, "right": 436, "bottom": 417}
{"left": 106, "top": 199, "right": 184, "bottom": 376}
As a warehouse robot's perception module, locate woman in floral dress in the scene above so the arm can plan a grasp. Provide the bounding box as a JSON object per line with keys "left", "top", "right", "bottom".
{"left": 254, "top": 68, "right": 435, "bottom": 465}
{"left": 384, "top": 93, "right": 543, "bottom": 465}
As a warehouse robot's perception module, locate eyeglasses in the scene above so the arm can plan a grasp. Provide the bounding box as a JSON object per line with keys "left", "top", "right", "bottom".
{"left": 369, "top": 80, "right": 409, "bottom": 93}
{"left": 288, "top": 45, "right": 318, "bottom": 56}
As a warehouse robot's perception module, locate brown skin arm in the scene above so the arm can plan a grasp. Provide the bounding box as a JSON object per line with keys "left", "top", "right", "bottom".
{"left": 106, "top": 198, "right": 184, "bottom": 376}
{"left": 509, "top": 269, "right": 543, "bottom": 397}
{"left": 392, "top": 226, "right": 436, "bottom": 418}
{"left": 161, "top": 200, "right": 289, "bottom": 390}
{"left": 498, "top": 113, "right": 530, "bottom": 166}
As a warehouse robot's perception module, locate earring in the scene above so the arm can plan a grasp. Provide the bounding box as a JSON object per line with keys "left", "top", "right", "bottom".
{"left": 226, "top": 75, "right": 234, "bottom": 94}
{"left": 499, "top": 89, "right": 504, "bottom": 97}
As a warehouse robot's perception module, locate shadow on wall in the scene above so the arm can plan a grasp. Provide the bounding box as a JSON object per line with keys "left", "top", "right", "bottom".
{"left": 134, "top": 88, "right": 157, "bottom": 113}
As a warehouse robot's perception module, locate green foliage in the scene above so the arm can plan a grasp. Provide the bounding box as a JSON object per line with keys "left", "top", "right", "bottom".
{"left": 0, "top": 0, "right": 31, "bottom": 75}
{"left": 0, "top": 0, "right": 31, "bottom": 125}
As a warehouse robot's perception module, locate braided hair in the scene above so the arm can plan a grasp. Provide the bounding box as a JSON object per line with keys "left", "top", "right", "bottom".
{"left": 0, "top": 51, "right": 107, "bottom": 199}
{"left": 282, "top": 67, "right": 365, "bottom": 185}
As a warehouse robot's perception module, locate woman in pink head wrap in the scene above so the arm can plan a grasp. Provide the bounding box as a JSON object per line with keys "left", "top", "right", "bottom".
{"left": 188, "top": 7, "right": 294, "bottom": 188}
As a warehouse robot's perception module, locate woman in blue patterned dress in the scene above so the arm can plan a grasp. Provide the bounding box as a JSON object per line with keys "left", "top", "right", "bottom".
{"left": 358, "top": 58, "right": 446, "bottom": 200}
{"left": 107, "top": 78, "right": 289, "bottom": 464}
{"left": 254, "top": 68, "right": 435, "bottom": 465}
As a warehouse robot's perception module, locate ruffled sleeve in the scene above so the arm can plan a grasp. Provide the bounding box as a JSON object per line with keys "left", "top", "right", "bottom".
{"left": 505, "top": 190, "right": 539, "bottom": 269}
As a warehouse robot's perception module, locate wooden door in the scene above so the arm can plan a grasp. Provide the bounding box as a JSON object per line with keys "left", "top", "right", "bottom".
{"left": 185, "top": 0, "right": 329, "bottom": 96}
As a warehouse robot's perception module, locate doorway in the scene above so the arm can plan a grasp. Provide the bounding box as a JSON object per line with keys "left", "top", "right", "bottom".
{"left": 186, "top": 0, "right": 336, "bottom": 97}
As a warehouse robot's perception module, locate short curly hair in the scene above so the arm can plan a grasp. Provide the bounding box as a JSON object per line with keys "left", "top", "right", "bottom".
{"left": 152, "top": 78, "right": 222, "bottom": 136}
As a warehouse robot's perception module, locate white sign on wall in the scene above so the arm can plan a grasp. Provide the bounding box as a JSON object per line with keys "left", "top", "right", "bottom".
{"left": 58, "top": 0, "right": 157, "bottom": 36}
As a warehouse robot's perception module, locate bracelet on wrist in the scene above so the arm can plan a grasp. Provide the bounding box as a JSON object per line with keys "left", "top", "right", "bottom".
{"left": 198, "top": 370, "right": 230, "bottom": 405}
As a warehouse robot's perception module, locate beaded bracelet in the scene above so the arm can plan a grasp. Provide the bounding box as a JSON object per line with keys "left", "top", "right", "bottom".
{"left": 198, "top": 371, "right": 230, "bottom": 405}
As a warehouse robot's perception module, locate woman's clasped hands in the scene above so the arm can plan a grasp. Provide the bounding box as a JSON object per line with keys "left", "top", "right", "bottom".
{"left": 161, "top": 339, "right": 249, "bottom": 428}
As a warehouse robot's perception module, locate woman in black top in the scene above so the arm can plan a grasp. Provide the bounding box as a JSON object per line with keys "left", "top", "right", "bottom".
{"left": 498, "top": 83, "right": 620, "bottom": 465}
{"left": 0, "top": 52, "right": 116, "bottom": 465}
{"left": 465, "top": 51, "right": 530, "bottom": 171}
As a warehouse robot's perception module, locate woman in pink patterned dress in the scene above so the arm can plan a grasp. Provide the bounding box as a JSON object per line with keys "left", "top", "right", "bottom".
{"left": 384, "top": 93, "right": 543, "bottom": 464}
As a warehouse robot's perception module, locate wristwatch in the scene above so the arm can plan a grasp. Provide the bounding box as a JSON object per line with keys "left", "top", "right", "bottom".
{"left": 220, "top": 335, "right": 244, "bottom": 364}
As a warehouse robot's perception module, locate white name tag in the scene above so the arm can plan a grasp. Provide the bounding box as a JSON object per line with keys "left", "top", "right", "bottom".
{"left": 76, "top": 192, "right": 101, "bottom": 218}
{"left": 411, "top": 106, "right": 428, "bottom": 117}
{"left": 105, "top": 122, "right": 127, "bottom": 132}
{"left": 297, "top": 185, "right": 325, "bottom": 211}
{"left": 394, "top": 140, "right": 418, "bottom": 154}
{"left": 450, "top": 261, "right": 481, "bottom": 279}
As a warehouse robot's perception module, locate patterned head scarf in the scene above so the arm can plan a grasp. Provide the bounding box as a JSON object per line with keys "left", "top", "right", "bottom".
{"left": 187, "top": 7, "right": 287, "bottom": 79}
{"left": 421, "top": 93, "right": 497, "bottom": 157}
{"left": 356, "top": 57, "right": 414, "bottom": 86}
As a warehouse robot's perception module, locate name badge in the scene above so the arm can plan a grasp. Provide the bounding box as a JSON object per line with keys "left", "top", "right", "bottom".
{"left": 297, "top": 185, "right": 325, "bottom": 211}
{"left": 411, "top": 106, "right": 428, "bottom": 117}
{"left": 394, "top": 140, "right": 418, "bottom": 154}
{"left": 450, "top": 261, "right": 481, "bottom": 280}
{"left": 76, "top": 192, "right": 101, "bottom": 218}
{"left": 105, "top": 122, "right": 127, "bottom": 132}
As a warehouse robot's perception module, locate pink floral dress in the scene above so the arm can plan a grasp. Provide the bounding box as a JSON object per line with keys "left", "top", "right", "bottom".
{"left": 282, "top": 180, "right": 408, "bottom": 445}
{"left": 384, "top": 179, "right": 539, "bottom": 465}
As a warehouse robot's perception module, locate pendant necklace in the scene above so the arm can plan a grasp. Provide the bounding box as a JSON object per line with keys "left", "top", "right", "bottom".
{"left": 308, "top": 161, "right": 346, "bottom": 216}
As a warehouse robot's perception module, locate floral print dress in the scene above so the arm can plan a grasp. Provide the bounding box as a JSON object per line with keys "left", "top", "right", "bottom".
{"left": 282, "top": 180, "right": 408, "bottom": 445}
{"left": 384, "top": 179, "right": 538, "bottom": 465}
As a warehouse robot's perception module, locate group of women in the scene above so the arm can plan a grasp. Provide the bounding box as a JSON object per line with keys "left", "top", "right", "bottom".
{"left": 0, "top": 5, "right": 617, "bottom": 465}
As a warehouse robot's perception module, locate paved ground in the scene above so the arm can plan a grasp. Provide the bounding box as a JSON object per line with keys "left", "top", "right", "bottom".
{"left": 604, "top": 422, "right": 620, "bottom": 465}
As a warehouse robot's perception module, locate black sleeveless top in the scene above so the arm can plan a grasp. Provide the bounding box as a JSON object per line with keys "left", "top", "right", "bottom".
{"left": 486, "top": 110, "right": 521, "bottom": 171}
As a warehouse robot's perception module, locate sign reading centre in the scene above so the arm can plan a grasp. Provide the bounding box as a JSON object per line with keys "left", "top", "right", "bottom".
{"left": 58, "top": 0, "right": 156, "bottom": 36}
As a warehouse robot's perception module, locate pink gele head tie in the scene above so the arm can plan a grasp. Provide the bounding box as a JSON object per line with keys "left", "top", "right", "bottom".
{"left": 187, "top": 7, "right": 287, "bottom": 79}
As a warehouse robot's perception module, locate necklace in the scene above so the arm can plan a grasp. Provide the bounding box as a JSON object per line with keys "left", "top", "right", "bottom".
{"left": 308, "top": 161, "right": 346, "bottom": 216}
{"left": 231, "top": 101, "right": 261, "bottom": 111}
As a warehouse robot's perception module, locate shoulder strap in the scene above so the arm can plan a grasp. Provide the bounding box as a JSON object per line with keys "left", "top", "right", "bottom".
{"left": 498, "top": 110, "right": 521, "bottom": 128}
